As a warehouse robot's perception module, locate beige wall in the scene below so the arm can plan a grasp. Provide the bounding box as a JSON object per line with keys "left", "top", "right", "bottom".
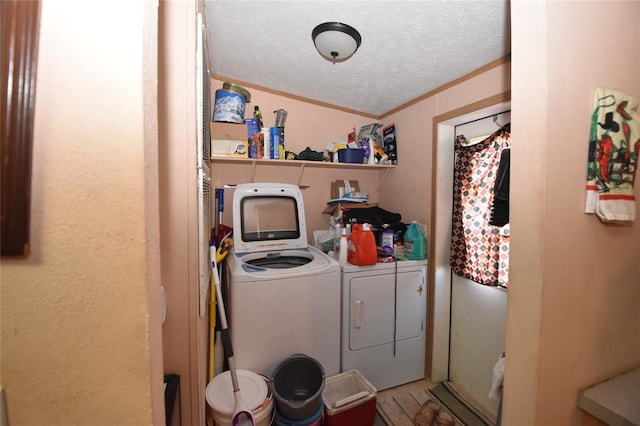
{"left": 507, "top": 1, "right": 640, "bottom": 425}
{"left": 1, "top": 1, "right": 164, "bottom": 425}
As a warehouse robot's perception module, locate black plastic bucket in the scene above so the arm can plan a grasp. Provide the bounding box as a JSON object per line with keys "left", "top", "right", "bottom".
{"left": 272, "top": 354, "right": 325, "bottom": 421}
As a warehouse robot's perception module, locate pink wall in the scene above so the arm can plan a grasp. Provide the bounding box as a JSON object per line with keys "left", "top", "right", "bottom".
{"left": 210, "top": 78, "right": 390, "bottom": 240}
{"left": 1, "top": 1, "right": 164, "bottom": 425}
{"left": 211, "top": 70, "right": 510, "bottom": 241}
{"left": 507, "top": 1, "right": 640, "bottom": 424}
{"left": 173, "top": 3, "right": 640, "bottom": 426}
{"left": 379, "top": 65, "right": 511, "bottom": 233}
{"left": 160, "top": 2, "right": 208, "bottom": 426}
{"left": 211, "top": 78, "right": 375, "bottom": 154}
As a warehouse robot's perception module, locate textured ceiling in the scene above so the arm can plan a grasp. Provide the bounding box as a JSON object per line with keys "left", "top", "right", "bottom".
{"left": 204, "top": 1, "right": 511, "bottom": 117}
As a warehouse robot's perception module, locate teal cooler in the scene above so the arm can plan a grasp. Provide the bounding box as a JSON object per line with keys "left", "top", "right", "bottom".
{"left": 322, "top": 370, "right": 377, "bottom": 426}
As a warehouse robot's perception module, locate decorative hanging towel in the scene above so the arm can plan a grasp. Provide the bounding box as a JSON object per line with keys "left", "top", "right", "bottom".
{"left": 585, "top": 88, "right": 640, "bottom": 223}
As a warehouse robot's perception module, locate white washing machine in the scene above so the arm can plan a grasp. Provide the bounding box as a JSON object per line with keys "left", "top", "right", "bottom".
{"left": 225, "top": 183, "right": 341, "bottom": 377}
{"left": 341, "top": 260, "right": 428, "bottom": 390}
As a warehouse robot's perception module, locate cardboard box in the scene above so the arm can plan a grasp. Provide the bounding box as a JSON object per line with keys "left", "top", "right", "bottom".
{"left": 330, "top": 180, "right": 360, "bottom": 199}
{"left": 324, "top": 180, "right": 371, "bottom": 214}
{"left": 210, "top": 121, "right": 247, "bottom": 140}
{"left": 210, "top": 122, "right": 249, "bottom": 158}
{"left": 322, "top": 203, "right": 374, "bottom": 215}
{"left": 322, "top": 370, "right": 377, "bottom": 426}
{"left": 212, "top": 139, "right": 248, "bottom": 157}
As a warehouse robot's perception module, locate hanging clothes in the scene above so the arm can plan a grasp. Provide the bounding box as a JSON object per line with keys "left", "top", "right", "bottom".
{"left": 490, "top": 148, "right": 510, "bottom": 226}
{"left": 450, "top": 128, "right": 511, "bottom": 287}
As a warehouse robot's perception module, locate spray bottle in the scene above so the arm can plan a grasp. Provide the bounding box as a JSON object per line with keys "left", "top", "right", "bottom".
{"left": 253, "top": 106, "right": 264, "bottom": 129}
{"left": 367, "top": 138, "right": 376, "bottom": 164}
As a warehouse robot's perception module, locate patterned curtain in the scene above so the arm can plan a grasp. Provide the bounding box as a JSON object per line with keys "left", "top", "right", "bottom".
{"left": 450, "top": 130, "right": 511, "bottom": 287}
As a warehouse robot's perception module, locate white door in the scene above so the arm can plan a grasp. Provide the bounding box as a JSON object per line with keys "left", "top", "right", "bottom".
{"left": 448, "top": 112, "right": 510, "bottom": 417}
{"left": 349, "top": 270, "right": 424, "bottom": 350}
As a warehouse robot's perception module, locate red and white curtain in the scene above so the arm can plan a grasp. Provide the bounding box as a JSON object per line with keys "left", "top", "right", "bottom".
{"left": 450, "top": 130, "right": 511, "bottom": 287}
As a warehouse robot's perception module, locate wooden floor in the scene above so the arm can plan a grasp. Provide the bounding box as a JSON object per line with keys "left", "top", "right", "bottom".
{"left": 374, "top": 379, "right": 435, "bottom": 425}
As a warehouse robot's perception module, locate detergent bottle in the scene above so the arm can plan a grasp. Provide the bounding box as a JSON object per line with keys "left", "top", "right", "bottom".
{"left": 381, "top": 225, "right": 394, "bottom": 255}
{"left": 404, "top": 221, "right": 427, "bottom": 260}
{"left": 347, "top": 223, "right": 377, "bottom": 266}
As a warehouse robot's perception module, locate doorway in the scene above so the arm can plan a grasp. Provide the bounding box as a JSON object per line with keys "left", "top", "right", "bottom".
{"left": 448, "top": 111, "right": 510, "bottom": 417}
{"left": 428, "top": 93, "right": 510, "bottom": 416}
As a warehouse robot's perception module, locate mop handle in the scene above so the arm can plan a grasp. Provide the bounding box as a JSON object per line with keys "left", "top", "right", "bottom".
{"left": 227, "top": 356, "right": 241, "bottom": 393}
{"left": 210, "top": 245, "right": 240, "bottom": 393}
{"left": 210, "top": 245, "right": 228, "bottom": 329}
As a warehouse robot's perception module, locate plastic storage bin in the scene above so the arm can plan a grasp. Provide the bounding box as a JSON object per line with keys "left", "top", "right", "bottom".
{"left": 322, "top": 370, "right": 377, "bottom": 426}
{"left": 337, "top": 148, "right": 365, "bottom": 164}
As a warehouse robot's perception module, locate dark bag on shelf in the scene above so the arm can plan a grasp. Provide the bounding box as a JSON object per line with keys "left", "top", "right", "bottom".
{"left": 342, "top": 206, "right": 402, "bottom": 229}
{"left": 295, "top": 147, "right": 324, "bottom": 161}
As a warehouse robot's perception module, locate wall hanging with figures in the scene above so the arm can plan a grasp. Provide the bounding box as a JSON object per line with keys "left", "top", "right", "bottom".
{"left": 586, "top": 88, "right": 640, "bottom": 223}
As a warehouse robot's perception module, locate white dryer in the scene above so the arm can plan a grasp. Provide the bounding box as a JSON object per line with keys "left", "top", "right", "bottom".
{"left": 225, "top": 183, "right": 341, "bottom": 377}
{"left": 341, "top": 260, "right": 428, "bottom": 390}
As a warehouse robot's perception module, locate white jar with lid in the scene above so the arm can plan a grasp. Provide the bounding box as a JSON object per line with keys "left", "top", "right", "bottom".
{"left": 261, "top": 127, "right": 270, "bottom": 159}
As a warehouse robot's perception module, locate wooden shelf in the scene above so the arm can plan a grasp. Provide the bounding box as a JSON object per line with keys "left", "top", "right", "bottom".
{"left": 211, "top": 157, "right": 394, "bottom": 169}
{"left": 211, "top": 156, "right": 395, "bottom": 188}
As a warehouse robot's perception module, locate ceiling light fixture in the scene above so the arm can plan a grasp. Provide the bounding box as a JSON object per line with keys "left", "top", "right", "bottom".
{"left": 312, "top": 22, "right": 362, "bottom": 64}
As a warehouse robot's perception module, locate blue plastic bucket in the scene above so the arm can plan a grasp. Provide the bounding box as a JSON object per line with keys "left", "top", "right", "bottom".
{"left": 213, "top": 89, "right": 246, "bottom": 123}
{"left": 274, "top": 401, "right": 323, "bottom": 426}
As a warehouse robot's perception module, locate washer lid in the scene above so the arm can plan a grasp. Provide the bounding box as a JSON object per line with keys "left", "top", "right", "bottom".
{"left": 244, "top": 252, "right": 313, "bottom": 269}
{"left": 232, "top": 183, "right": 308, "bottom": 254}
{"left": 230, "top": 246, "right": 337, "bottom": 279}
{"left": 206, "top": 369, "right": 268, "bottom": 414}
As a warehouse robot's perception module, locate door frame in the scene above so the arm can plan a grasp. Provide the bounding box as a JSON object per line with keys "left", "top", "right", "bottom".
{"left": 428, "top": 91, "right": 511, "bottom": 382}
